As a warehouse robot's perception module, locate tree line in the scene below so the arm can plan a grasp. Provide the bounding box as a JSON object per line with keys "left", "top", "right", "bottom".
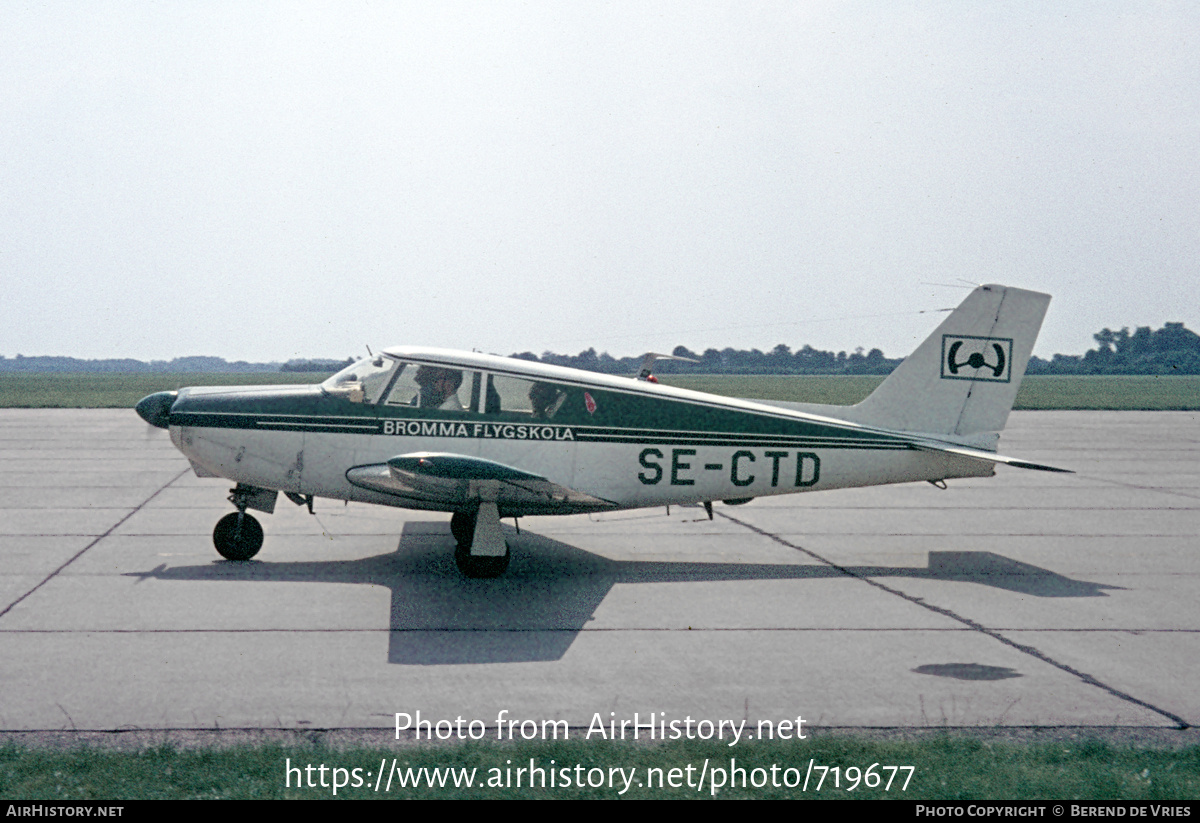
{"left": 513, "top": 344, "right": 901, "bottom": 376}
{"left": 1025, "top": 323, "right": 1200, "bottom": 375}
{"left": 515, "top": 322, "right": 1200, "bottom": 376}
{"left": 2, "top": 323, "right": 1195, "bottom": 375}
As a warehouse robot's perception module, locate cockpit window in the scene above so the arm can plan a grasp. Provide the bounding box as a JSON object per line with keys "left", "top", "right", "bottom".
{"left": 383, "top": 363, "right": 479, "bottom": 411}
{"left": 321, "top": 356, "right": 396, "bottom": 404}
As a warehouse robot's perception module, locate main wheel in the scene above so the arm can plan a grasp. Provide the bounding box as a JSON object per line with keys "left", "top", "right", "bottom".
{"left": 449, "top": 510, "right": 476, "bottom": 545}
{"left": 454, "top": 540, "right": 510, "bottom": 578}
{"left": 213, "top": 511, "right": 264, "bottom": 561}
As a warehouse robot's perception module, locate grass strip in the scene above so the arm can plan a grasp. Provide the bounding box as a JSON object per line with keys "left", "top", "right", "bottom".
{"left": 0, "top": 373, "right": 324, "bottom": 409}
{"left": 2, "top": 737, "right": 1199, "bottom": 800}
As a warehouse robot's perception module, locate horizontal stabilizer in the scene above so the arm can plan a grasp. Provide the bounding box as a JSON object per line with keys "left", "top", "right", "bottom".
{"left": 910, "top": 440, "right": 1073, "bottom": 473}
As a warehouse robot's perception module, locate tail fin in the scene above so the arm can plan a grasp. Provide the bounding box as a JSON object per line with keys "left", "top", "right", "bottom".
{"left": 849, "top": 284, "right": 1050, "bottom": 436}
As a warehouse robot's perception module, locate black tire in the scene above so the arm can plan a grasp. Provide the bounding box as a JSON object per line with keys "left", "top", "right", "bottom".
{"left": 213, "top": 511, "right": 264, "bottom": 561}
{"left": 454, "top": 540, "right": 510, "bottom": 578}
{"left": 449, "top": 511, "right": 476, "bottom": 545}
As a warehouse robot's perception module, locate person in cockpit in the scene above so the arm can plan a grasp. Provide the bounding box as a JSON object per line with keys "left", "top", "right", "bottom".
{"left": 413, "top": 366, "right": 464, "bottom": 410}
{"left": 529, "top": 382, "right": 563, "bottom": 419}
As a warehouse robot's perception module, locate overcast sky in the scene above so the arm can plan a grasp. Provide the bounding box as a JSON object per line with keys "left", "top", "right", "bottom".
{"left": 2, "top": 2, "right": 1196, "bottom": 363}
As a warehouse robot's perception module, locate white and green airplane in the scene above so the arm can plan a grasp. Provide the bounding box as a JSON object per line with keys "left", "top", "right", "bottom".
{"left": 136, "top": 284, "right": 1067, "bottom": 578}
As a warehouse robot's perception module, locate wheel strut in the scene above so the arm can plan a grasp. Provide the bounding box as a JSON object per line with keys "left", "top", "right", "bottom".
{"left": 214, "top": 485, "right": 265, "bottom": 560}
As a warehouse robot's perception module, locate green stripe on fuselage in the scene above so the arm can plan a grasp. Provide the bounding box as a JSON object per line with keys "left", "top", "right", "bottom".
{"left": 168, "top": 382, "right": 906, "bottom": 449}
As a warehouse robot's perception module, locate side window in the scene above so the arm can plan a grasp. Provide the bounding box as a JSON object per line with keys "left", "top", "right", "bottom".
{"left": 485, "top": 375, "right": 568, "bottom": 419}
{"left": 383, "top": 363, "right": 478, "bottom": 412}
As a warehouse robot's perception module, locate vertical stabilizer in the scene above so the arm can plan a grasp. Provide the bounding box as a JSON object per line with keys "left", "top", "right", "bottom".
{"left": 848, "top": 285, "right": 1050, "bottom": 436}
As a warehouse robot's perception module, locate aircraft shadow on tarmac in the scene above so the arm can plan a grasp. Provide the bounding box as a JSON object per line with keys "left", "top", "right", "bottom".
{"left": 131, "top": 521, "right": 1120, "bottom": 666}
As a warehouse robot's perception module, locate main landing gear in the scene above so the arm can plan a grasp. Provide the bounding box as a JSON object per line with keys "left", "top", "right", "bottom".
{"left": 213, "top": 485, "right": 267, "bottom": 561}
{"left": 449, "top": 509, "right": 511, "bottom": 579}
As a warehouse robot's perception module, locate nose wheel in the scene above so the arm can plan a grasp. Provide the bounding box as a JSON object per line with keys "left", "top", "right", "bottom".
{"left": 213, "top": 511, "right": 264, "bottom": 560}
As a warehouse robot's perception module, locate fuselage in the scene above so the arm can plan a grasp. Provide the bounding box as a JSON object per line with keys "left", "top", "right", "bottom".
{"left": 151, "top": 347, "right": 992, "bottom": 516}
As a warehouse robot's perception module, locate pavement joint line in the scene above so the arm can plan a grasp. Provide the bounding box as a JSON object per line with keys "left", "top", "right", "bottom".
{"left": 0, "top": 467, "right": 191, "bottom": 622}
{"left": 3, "top": 725, "right": 1198, "bottom": 743}
{"left": 0, "top": 633, "right": 979, "bottom": 638}
{"left": 1069, "top": 473, "right": 1200, "bottom": 502}
{"left": 0, "top": 633, "right": 1195, "bottom": 638}
{"left": 715, "top": 509, "right": 1192, "bottom": 730}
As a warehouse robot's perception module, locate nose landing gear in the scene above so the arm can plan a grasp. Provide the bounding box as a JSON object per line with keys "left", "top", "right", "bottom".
{"left": 212, "top": 484, "right": 271, "bottom": 560}
{"left": 213, "top": 510, "right": 264, "bottom": 560}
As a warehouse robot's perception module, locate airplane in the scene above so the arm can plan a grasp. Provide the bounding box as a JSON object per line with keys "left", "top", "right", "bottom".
{"left": 136, "top": 284, "right": 1068, "bottom": 578}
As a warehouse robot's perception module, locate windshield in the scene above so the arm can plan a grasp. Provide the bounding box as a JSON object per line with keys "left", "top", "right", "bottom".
{"left": 321, "top": 356, "right": 396, "bottom": 403}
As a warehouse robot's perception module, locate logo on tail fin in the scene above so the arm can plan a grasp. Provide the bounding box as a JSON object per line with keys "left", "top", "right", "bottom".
{"left": 941, "top": 335, "right": 1013, "bottom": 382}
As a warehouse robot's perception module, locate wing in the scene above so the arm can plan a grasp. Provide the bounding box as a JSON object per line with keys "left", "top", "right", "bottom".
{"left": 346, "top": 451, "right": 616, "bottom": 515}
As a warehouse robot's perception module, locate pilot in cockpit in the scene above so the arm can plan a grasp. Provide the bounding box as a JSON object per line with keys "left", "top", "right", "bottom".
{"left": 413, "top": 366, "right": 464, "bottom": 410}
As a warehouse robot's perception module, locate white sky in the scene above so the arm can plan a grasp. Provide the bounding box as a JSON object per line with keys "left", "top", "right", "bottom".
{"left": 2, "top": 2, "right": 1196, "bottom": 362}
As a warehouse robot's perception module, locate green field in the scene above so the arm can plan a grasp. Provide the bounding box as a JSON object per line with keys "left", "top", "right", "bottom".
{"left": 1, "top": 373, "right": 1198, "bottom": 410}
{"left": 2, "top": 736, "right": 1197, "bottom": 800}
{"left": 1007, "top": 375, "right": 1200, "bottom": 410}
{"left": 659, "top": 375, "right": 1200, "bottom": 411}
{"left": 0, "top": 372, "right": 326, "bottom": 409}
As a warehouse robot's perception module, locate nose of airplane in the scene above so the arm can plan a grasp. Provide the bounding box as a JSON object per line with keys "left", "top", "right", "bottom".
{"left": 136, "top": 391, "right": 178, "bottom": 429}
